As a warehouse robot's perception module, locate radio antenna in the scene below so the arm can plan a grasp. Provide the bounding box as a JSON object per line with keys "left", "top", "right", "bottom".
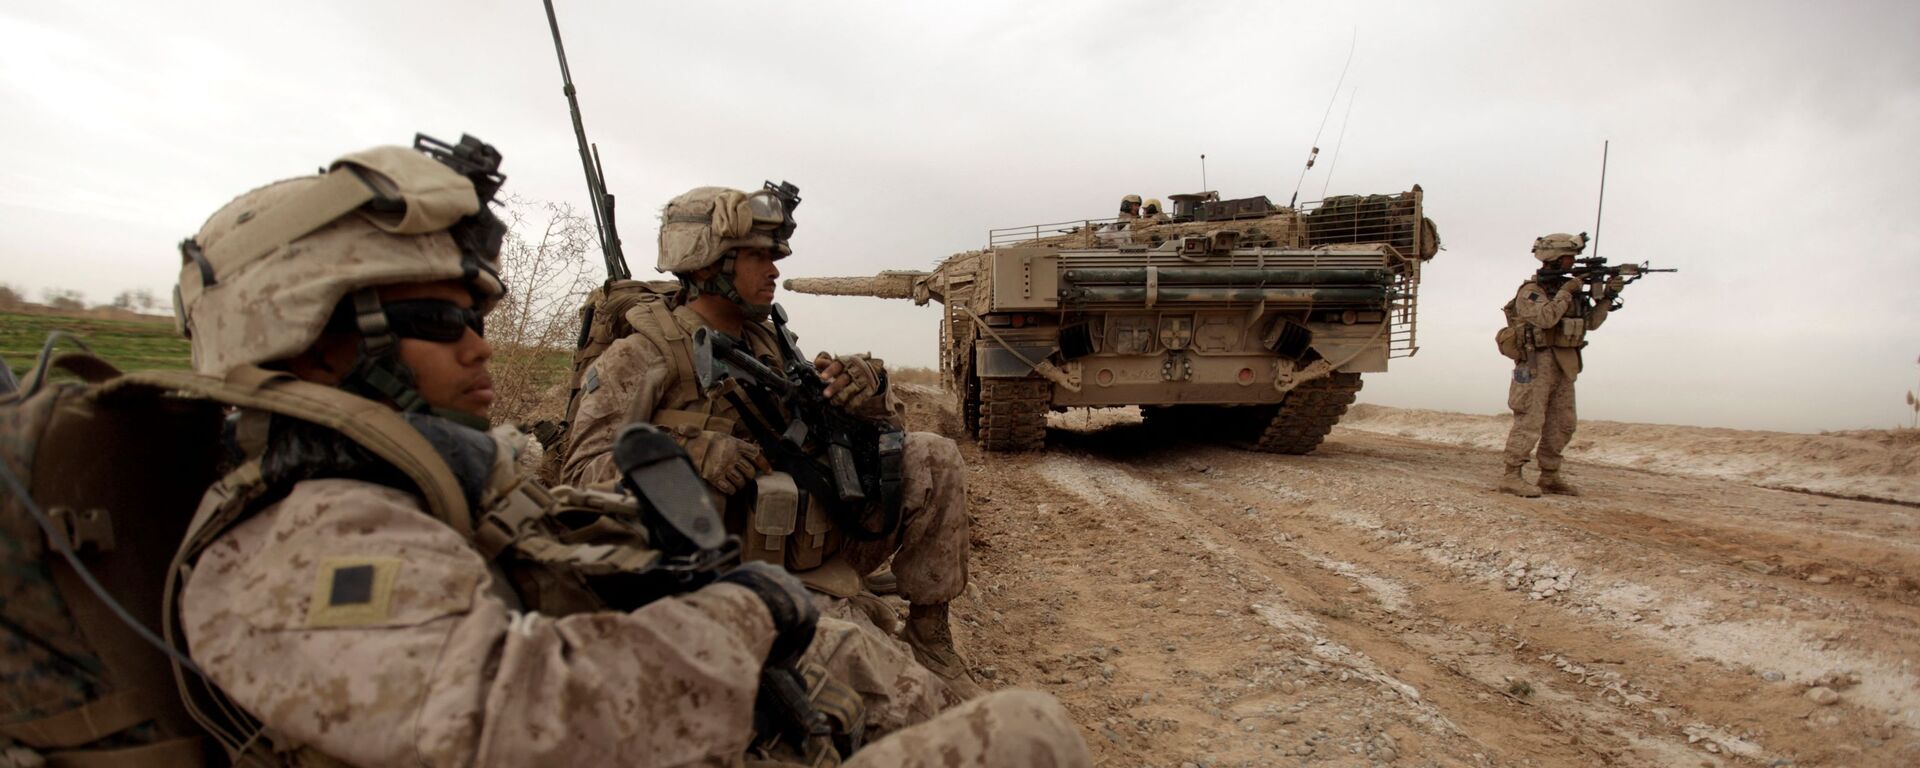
{"left": 1592, "top": 140, "right": 1609, "bottom": 260}
{"left": 1319, "top": 87, "right": 1357, "bottom": 199}
{"left": 1200, "top": 154, "right": 1208, "bottom": 191}
{"left": 1290, "top": 28, "right": 1356, "bottom": 208}
{"left": 543, "top": 0, "right": 629, "bottom": 282}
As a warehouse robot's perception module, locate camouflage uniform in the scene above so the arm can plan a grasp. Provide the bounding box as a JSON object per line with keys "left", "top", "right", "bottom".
{"left": 165, "top": 146, "right": 1086, "bottom": 765}
{"left": 562, "top": 304, "right": 971, "bottom": 608}
{"left": 1502, "top": 273, "right": 1609, "bottom": 488}
{"left": 179, "top": 476, "right": 976, "bottom": 763}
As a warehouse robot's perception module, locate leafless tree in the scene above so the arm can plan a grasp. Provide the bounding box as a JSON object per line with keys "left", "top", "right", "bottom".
{"left": 42, "top": 287, "right": 85, "bottom": 311}
{"left": 487, "top": 197, "right": 598, "bottom": 425}
{"left": 109, "top": 288, "right": 161, "bottom": 313}
{"left": 0, "top": 283, "right": 21, "bottom": 309}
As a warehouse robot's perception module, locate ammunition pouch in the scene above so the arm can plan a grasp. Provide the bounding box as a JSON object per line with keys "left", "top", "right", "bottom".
{"left": 1553, "top": 317, "right": 1586, "bottom": 348}
{"left": 745, "top": 472, "right": 844, "bottom": 575}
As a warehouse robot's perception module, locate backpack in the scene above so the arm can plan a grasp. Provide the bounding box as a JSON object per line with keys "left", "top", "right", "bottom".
{"left": 1495, "top": 292, "right": 1527, "bottom": 362}
{"left": 2, "top": 348, "right": 223, "bottom": 767}
{"left": 1, "top": 342, "right": 476, "bottom": 767}
{"left": 536, "top": 279, "right": 682, "bottom": 483}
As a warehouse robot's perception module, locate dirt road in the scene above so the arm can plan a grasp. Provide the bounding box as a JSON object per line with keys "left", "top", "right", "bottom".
{"left": 924, "top": 402, "right": 1919, "bottom": 766}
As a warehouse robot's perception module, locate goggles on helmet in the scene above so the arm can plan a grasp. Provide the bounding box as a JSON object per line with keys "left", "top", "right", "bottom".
{"left": 756, "top": 180, "right": 801, "bottom": 244}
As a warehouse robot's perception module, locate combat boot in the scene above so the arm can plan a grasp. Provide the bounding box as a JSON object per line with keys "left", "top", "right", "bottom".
{"left": 1537, "top": 470, "right": 1581, "bottom": 496}
{"left": 862, "top": 568, "right": 899, "bottom": 596}
{"left": 905, "top": 603, "right": 987, "bottom": 700}
{"left": 1499, "top": 466, "right": 1542, "bottom": 498}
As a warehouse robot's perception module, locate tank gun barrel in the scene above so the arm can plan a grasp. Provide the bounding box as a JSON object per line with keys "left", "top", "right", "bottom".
{"left": 783, "top": 271, "right": 939, "bottom": 304}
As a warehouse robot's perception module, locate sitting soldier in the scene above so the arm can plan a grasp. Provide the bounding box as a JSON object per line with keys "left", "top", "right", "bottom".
{"left": 164, "top": 137, "right": 1085, "bottom": 766}
{"left": 558, "top": 184, "right": 987, "bottom": 697}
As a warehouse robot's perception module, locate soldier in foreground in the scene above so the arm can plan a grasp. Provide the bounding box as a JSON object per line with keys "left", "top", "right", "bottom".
{"left": 1498, "top": 232, "right": 1622, "bottom": 497}
{"left": 168, "top": 139, "right": 1086, "bottom": 765}
{"left": 558, "top": 185, "right": 988, "bottom": 698}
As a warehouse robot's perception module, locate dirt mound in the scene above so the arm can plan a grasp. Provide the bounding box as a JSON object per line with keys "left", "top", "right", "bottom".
{"left": 1341, "top": 404, "right": 1920, "bottom": 505}
{"left": 892, "top": 382, "right": 962, "bottom": 435}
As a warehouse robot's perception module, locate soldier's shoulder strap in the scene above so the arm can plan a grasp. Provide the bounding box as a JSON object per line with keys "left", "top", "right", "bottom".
{"left": 114, "top": 366, "right": 471, "bottom": 537}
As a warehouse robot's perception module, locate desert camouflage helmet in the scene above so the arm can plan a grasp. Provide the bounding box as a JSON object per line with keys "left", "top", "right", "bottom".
{"left": 1142, "top": 198, "right": 1162, "bottom": 215}
{"left": 1531, "top": 232, "right": 1588, "bottom": 262}
{"left": 176, "top": 135, "right": 507, "bottom": 401}
{"left": 656, "top": 184, "right": 797, "bottom": 274}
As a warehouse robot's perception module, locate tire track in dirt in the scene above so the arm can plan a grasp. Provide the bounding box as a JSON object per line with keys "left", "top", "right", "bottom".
{"left": 952, "top": 412, "right": 1919, "bottom": 766}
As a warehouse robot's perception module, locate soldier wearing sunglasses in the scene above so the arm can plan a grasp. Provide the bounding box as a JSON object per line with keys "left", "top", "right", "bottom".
{"left": 162, "top": 140, "right": 1086, "bottom": 766}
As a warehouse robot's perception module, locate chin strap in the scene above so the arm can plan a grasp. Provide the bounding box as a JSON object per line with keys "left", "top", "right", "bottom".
{"left": 682, "top": 254, "right": 773, "bottom": 322}
{"left": 336, "top": 289, "right": 489, "bottom": 431}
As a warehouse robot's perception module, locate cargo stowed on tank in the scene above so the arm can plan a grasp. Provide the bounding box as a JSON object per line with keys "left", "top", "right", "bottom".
{"left": 785, "top": 187, "right": 1440, "bottom": 453}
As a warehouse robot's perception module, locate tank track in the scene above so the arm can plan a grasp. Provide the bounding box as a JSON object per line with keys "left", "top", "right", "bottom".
{"left": 979, "top": 378, "right": 1050, "bottom": 451}
{"left": 1255, "top": 372, "right": 1364, "bottom": 455}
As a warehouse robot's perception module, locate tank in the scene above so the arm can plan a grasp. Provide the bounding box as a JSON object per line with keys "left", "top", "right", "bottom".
{"left": 786, "top": 187, "right": 1440, "bottom": 453}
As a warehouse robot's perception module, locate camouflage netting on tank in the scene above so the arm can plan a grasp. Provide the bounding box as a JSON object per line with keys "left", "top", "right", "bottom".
{"left": 1305, "top": 194, "right": 1430, "bottom": 258}
{"left": 1022, "top": 216, "right": 1310, "bottom": 250}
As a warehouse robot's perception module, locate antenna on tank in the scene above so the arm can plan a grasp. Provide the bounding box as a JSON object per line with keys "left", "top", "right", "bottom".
{"left": 1200, "top": 154, "right": 1208, "bottom": 191}
{"left": 1592, "top": 140, "right": 1610, "bottom": 260}
{"left": 1291, "top": 28, "right": 1356, "bottom": 208}
{"left": 1319, "top": 87, "right": 1357, "bottom": 199}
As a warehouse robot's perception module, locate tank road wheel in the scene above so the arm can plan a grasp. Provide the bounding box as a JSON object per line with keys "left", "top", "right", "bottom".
{"left": 979, "top": 378, "right": 1050, "bottom": 451}
{"left": 1255, "top": 372, "right": 1364, "bottom": 455}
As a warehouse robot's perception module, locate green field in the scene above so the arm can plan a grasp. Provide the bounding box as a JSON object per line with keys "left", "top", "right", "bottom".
{"left": 2, "top": 310, "right": 192, "bottom": 378}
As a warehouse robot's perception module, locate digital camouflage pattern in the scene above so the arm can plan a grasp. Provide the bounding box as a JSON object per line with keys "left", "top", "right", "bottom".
{"left": 180, "top": 477, "right": 775, "bottom": 765}
{"left": 1502, "top": 277, "right": 1610, "bottom": 474}
{"left": 560, "top": 303, "right": 971, "bottom": 606}
{"left": 844, "top": 691, "right": 1091, "bottom": 768}
{"left": 176, "top": 146, "right": 502, "bottom": 377}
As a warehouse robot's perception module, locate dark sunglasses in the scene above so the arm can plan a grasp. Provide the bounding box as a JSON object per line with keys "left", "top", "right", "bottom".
{"left": 382, "top": 299, "right": 485, "bottom": 342}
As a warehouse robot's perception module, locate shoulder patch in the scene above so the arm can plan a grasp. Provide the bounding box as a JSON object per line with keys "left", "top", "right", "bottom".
{"left": 584, "top": 367, "right": 601, "bottom": 394}
{"left": 307, "top": 556, "right": 402, "bottom": 628}
{"left": 1527, "top": 291, "right": 1542, "bottom": 302}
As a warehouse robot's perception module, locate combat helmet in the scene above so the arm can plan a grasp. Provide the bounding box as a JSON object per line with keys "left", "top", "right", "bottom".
{"left": 1118, "top": 194, "right": 1142, "bottom": 216}
{"left": 657, "top": 181, "right": 801, "bottom": 318}
{"left": 1141, "top": 198, "right": 1162, "bottom": 216}
{"left": 175, "top": 133, "right": 508, "bottom": 426}
{"left": 1531, "top": 232, "right": 1589, "bottom": 262}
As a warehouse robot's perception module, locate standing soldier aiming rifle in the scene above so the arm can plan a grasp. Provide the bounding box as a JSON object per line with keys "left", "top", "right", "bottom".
{"left": 1497, "top": 232, "right": 1620, "bottom": 497}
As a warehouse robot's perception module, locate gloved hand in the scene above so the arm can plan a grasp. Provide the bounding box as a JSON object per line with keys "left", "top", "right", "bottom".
{"left": 683, "top": 430, "right": 766, "bottom": 495}
{"left": 813, "top": 352, "right": 888, "bottom": 409}
{"left": 1557, "top": 279, "right": 1581, "bottom": 298}
{"left": 1606, "top": 274, "right": 1625, "bottom": 295}
{"left": 718, "top": 561, "right": 819, "bottom": 667}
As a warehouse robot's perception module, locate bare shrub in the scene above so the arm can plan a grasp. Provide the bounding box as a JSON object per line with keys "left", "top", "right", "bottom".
{"left": 488, "top": 198, "right": 597, "bottom": 426}
{"left": 0, "top": 283, "right": 21, "bottom": 308}
{"left": 110, "top": 288, "right": 161, "bottom": 313}
{"left": 42, "top": 288, "right": 84, "bottom": 311}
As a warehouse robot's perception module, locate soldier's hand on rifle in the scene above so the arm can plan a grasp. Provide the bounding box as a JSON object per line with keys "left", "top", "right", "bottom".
{"left": 685, "top": 431, "right": 768, "bottom": 495}
{"left": 1605, "top": 274, "right": 1625, "bottom": 296}
{"left": 813, "top": 352, "right": 888, "bottom": 409}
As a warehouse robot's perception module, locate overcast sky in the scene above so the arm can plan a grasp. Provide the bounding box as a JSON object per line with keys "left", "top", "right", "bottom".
{"left": 3, "top": 1, "right": 1917, "bottom": 432}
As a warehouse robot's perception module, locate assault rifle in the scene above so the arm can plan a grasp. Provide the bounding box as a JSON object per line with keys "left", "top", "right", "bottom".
{"left": 1538, "top": 257, "right": 1676, "bottom": 310}
{"left": 609, "top": 424, "right": 841, "bottom": 758}
{"left": 690, "top": 306, "right": 905, "bottom": 541}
